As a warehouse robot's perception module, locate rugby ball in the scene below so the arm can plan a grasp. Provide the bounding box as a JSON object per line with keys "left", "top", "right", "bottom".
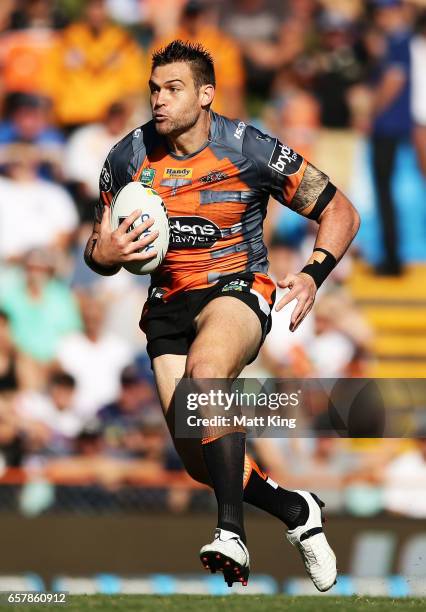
{"left": 110, "top": 182, "right": 169, "bottom": 275}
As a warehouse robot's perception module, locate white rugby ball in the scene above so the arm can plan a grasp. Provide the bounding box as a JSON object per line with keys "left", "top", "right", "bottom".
{"left": 110, "top": 182, "right": 169, "bottom": 275}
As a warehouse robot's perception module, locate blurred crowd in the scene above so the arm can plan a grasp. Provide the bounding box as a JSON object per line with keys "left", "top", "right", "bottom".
{"left": 0, "top": 0, "right": 425, "bottom": 517}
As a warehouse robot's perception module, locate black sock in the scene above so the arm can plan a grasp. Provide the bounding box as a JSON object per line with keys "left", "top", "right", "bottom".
{"left": 244, "top": 468, "right": 309, "bottom": 530}
{"left": 202, "top": 432, "right": 246, "bottom": 543}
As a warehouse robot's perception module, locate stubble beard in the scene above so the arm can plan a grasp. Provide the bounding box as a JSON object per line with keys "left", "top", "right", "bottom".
{"left": 154, "top": 108, "right": 199, "bottom": 137}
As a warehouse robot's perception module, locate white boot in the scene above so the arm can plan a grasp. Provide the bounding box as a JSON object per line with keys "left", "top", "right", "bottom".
{"left": 200, "top": 528, "right": 250, "bottom": 587}
{"left": 286, "top": 491, "right": 337, "bottom": 592}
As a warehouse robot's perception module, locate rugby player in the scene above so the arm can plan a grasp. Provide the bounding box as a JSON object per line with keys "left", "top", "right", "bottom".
{"left": 84, "top": 41, "right": 360, "bottom": 590}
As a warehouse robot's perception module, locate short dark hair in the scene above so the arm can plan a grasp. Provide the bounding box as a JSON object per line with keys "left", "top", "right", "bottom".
{"left": 49, "top": 371, "right": 76, "bottom": 389}
{"left": 152, "top": 40, "right": 215, "bottom": 89}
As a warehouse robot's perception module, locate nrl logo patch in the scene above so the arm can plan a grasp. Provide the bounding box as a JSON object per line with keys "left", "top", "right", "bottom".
{"left": 140, "top": 167, "right": 156, "bottom": 187}
{"left": 199, "top": 171, "right": 228, "bottom": 184}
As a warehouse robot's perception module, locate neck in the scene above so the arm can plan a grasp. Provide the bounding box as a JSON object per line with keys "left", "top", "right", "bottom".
{"left": 166, "top": 111, "right": 211, "bottom": 157}
{"left": 85, "top": 330, "right": 99, "bottom": 342}
{"left": 27, "top": 282, "right": 42, "bottom": 300}
{"left": 89, "top": 24, "right": 103, "bottom": 36}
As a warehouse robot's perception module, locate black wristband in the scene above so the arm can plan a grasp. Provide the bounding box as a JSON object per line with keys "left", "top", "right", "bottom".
{"left": 85, "top": 239, "right": 121, "bottom": 276}
{"left": 300, "top": 248, "right": 337, "bottom": 288}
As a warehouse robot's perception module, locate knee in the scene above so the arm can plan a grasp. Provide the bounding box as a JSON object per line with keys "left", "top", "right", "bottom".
{"left": 185, "top": 359, "right": 227, "bottom": 380}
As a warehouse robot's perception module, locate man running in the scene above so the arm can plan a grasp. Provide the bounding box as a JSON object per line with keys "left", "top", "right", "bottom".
{"left": 85, "top": 40, "right": 360, "bottom": 591}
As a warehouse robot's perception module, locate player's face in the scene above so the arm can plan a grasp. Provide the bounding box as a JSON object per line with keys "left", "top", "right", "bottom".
{"left": 149, "top": 63, "right": 206, "bottom": 136}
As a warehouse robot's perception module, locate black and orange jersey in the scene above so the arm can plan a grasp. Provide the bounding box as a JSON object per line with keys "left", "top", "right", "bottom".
{"left": 97, "top": 111, "right": 334, "bottom": 301}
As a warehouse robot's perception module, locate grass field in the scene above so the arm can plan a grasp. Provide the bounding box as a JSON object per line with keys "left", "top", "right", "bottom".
{"left": 3, "top": 596, "right": 426, "bottom": 612}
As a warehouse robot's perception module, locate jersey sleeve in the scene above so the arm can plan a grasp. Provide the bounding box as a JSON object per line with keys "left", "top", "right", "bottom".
{"left": 95, "top": 139, "right": 133, "bottom": 224}
{"left": 242, "top": 125, "right": 335, "bottom": 216}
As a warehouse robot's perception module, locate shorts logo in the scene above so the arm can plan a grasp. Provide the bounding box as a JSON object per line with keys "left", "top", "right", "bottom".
{"left": 140, "top": 168, "right": 156, "bottom": 186}
{"left": 222, "top": 279, "right": 250, "bottom": 292}
{"left": 268, "top": 141, "right": 303, "bottom": 176}
{"left": 100, "top": 158, "right": 112, "bottom": 192}
{"left": 169, "top": 215, "right": 220, "bottom": 248}
{"left": 149, "top": 286, "right": 166, "bottom": 301}
{"left": 199, "top": 170, "right": 228, "bottom": 184}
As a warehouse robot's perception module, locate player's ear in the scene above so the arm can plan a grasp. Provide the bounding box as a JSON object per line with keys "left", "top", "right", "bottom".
{"left": 200, "top": 84, "right": 214, "bottom": 108}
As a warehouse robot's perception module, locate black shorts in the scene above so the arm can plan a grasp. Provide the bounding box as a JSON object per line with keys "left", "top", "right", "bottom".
{"left": 140, "top": 272, "right": 276, "bottom": 367}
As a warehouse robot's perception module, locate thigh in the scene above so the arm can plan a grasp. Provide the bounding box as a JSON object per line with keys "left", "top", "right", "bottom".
{"left": 189, "top": 296, "right": 263, "bottom": 379}
{"left": 142, "top": 294, "right": 193, "bottom": 367}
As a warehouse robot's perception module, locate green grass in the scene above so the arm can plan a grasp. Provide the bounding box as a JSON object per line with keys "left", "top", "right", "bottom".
{"left": 2, "top": 596, "right": 426, "bottom": 612}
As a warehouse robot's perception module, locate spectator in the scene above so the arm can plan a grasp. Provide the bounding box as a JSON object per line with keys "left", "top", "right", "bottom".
{"left": 312, "top": 10, "right": 364, "bottom": 130}
{"left": 17, "top": 371, "right": 84, "bottom": 457}
{"left": 0, "top": 249, "right": 82, "bottom": 366}
{"left": 0, "top": 144, "right": 78, "bottom": 260}
{"left": 252, "top": 436, "right": 345, "bottom": 494}
{"left": 0, "top": 407, "right": 23, "bottom": 469}
{"left": 46, "top": 0, "right": 147, "bottom": 128}
{"left": 43, "top": 414, "right": 170, "bottom": 492}
{"left": 146, "top": 0, "right": 186, "bottom": 39}
{"left": 0, "top": 1, "right": 14, "bottom": 34}
{"left": 370, "top": 0, "right": 413, "bottom": 275}
{"left": 98, "top": 364, "right": 160, "bottom": 459}
{"left": 307, "top": 293, "right": 362, "bottom": 377}
{"left": 411, "top": 11, "right": 426, "bottom": 176}
{"left": 8, "top": 0, "right": 67, "bottom": 30}
{"left": 0, "top": 93, "right": 65, "bottom": 179}
{"left": 221, "top": 0, "right": 303, "bottom": 100}
{"left": 106, "top": 0, "right": 146, "bottom": 26}
{"left": 266, "top": 8, "right": 366, "bottom": 192}
{"left": 64, "top": 100, "right": 134, "bottom": 224}
{"left": 0, "top": 309, "right": 19, "bottom": 396}
{"left": 261, "top": 235, "right": 315, "bottom": 377}
{"left": 0, "top": 300, "right": 61, "bottom": 395}
{"left": 55, "top": 291, "right": 134, "bottom": 417}
{"left": 262, "top": 239, "right": 372, "bottom": 377}
{"left": 151, "top": 0, "right": 245, "bottom": 118}
{"left": 264, "top": 292, "right": 359, "bottom": 379}
{"left": 383, "top": 433, "right": 426, "bottom": 517}
{"left": 263, "top": 89, "right": 320, "bottom": 160}
{"left": 0, "top": 0, "right": 60, "bottom": 98}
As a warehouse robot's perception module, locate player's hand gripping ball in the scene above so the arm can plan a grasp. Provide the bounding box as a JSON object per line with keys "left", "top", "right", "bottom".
{"left": 110, "top": 182, "right": 169, "bottom": 275}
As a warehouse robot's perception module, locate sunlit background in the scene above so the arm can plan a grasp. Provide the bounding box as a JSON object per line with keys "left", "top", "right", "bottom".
{"left": 0, "top": 0, "right": 425, "bottom": 598}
